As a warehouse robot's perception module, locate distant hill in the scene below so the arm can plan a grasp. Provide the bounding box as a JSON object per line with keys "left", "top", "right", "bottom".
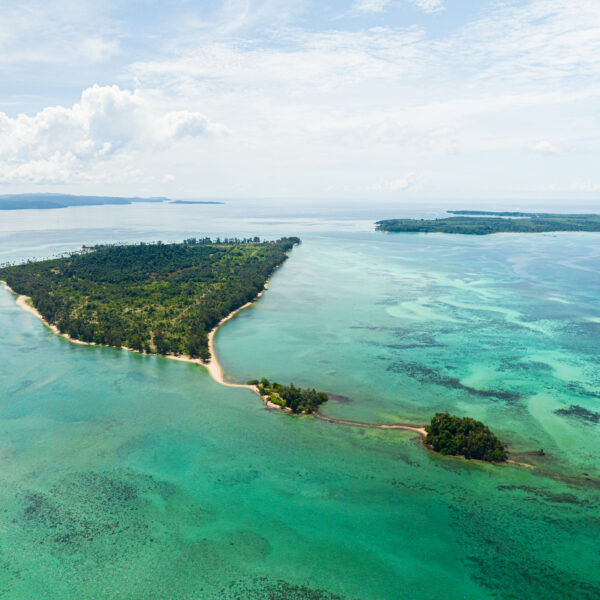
{"left": 0, "top": 193, "right": 170, "bottom": 210}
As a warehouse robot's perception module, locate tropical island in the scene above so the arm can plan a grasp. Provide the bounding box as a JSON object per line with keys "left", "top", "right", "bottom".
{"left": 0, "top": 237, "right": 299, "bottom": 360}
{"left": 0, "top": 193, "right": 170, "bottom": 210}
{"left": 1, "top": 236, "right": 514, "bottom": 463}
{"left": 424, "top": 412, "right": 507, "bottom": 462}
{"left": 249, "top": 378, "right": 329, "bottom": 413}
{"left": 376, "top": 211, "right": 600, "bottom": 235}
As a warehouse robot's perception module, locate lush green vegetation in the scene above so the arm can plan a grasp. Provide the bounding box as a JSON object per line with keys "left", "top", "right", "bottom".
{"left": 424, "top": 412, "right": 507, "bottom": 462}
{"left": 376, "top": 212, "right": 600, "bottom": 235}
{"left": 0, "top": 193, "right": 168, "bottom": 210}
{"left": 0, "top": 237, "right": 299, "bottom": 359}
{"left": 448, "top": 210, "right": 560, "bottom": 217}
{"left": 251, "top": 378, "right": 328, "bottom": 413}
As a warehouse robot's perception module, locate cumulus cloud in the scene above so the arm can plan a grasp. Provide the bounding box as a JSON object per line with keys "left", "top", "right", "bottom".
{"left": 410, "top": 0, "right": 445, "bottom": 13}
{"left": 2, "top": 0, "right": 598, "bottom": 197}
{"left": 0, "top": 85, "right": 225, "bottom": 183}
{"left": 570, "top": 181, "right": 600, "bottom": 192}
{"left": 161, "top": 110, "right": 229, "bottom": 140}
{"left": 376, "top": 174, "right": 416, "bottom": 191}
{"left": 354, "top": 0, "right": 390, "bottom": 13}
{"left": 526, "top": 140, "right": 561, "bottom": 155}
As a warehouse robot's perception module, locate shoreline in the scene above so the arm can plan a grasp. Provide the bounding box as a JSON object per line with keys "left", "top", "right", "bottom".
{"left": 1, "top": 279, "right": 280, "bottom": 407}
{"left": 2, "top": 280, "right": 519, "bottom": 461}
{"left": 1, "top": 278, "right": 424, "bottom": 424}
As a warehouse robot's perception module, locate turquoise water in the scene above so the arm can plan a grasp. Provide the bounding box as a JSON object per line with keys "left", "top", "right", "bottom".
{"left": 1, "top": 203, "right": 599, "bottom": 599}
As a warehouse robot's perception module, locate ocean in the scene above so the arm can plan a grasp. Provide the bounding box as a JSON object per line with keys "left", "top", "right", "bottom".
{"left": 1, "top": 199, "right": 599, "bottom": 599}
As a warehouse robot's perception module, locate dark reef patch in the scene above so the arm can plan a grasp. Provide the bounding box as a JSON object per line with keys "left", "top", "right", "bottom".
{"left": 17, "top": 346, "right": 39, "bottom": 353}
{"left": 450, "top": 499, "right": 600, "bottom": 600}
{"left": 383, "top": 339, "right": 446, "bottom": 350}
{"left": 554, "top": 405, "right": 600, "bottom": 423}
{"left": 214, "top": 577, "right": 351, "bottom": 599}
{"left": 564, "top": 385, "right": 600, "bottom": 400}
{"left": 18, "top": 470, "right": 179, "bottom": 555}
{"left": 210, "top": 468, "right": 261, "bottom": 487}
{"left": 22, "top": 472, "right": 143, "bottom": 548}
{"left": 497, "top": 358, "right": 554, "bottom": 373}
{"left": 497, "top": 485, "right": 592, "bottom": 506}
{"left": 386, "top": 361, "right": 521, "bottom": 402}
{"left": 327, "top": 393, "right": 352, "bottom": 404}
{"left": 7, "top": 378, "right": 35, "bottom": 396}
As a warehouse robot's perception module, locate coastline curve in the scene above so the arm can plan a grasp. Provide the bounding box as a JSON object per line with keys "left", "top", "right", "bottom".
{"left": 1, "top": 279, "right": 431, "bottom": 435}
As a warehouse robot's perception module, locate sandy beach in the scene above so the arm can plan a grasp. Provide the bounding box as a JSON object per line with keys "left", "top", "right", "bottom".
{"left": 3, "top": 281, "right": 95, "bottom": 345}
{"left": 204, "top": 284, "right": 269, "bottom": 390}
{"left": 1, "top": 279, "right": 266, "bottom": 396}
{"left": 2, "top": 278, "right": 429, "bottom": 427}
{"left": 2, "top": 279, "right": 534, "bottom": 469}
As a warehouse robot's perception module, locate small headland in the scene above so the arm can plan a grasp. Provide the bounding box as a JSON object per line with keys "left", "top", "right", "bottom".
{"left": 248, "top": 378, "right": 329, "bottom": 413}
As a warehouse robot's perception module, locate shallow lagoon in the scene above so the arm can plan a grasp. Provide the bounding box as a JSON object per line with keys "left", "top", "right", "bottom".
{"left": 1, "top": 202, "right": 599, "bottom": 599}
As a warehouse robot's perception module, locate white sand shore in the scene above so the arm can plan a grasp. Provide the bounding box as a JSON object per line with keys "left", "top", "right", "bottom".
{"left": 3, "top": 281, "right": 95, "bottom": 344}
{"left": 2, "top": 278, "right": 428, "bottom": 427}
{"left": 204, "top": 284, "right": 269, "bottom": 390}
{"left": 2, "top": 280, "right": 532, "bottom": 468}
{"left": 2, "top": 279, "right": 273, "bottom": 401}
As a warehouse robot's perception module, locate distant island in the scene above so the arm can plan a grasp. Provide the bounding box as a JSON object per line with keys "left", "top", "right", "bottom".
{"left": 0, "top": 237, "right": 299, "bottom": 359}
{"left": 170, "top": 200, "right": 224, "bottom": 205}
{"left": 424, "top": 412, "right": 507, "bottom": 462}
{"left": 376, "top": 211, "right": 600, "bottom": 235}
{"left": 249, "top": 378, "right": 329, "bottom": 413}
{"left": 0, "top": 193, "right": 170, "bottom": 211}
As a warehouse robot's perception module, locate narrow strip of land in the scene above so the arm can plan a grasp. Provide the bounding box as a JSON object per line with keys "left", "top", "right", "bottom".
{"left": 204, "top": 284, "right": 268, "bottom": 390}
{"left": 314, "top": 413, "right": 426, "bottom": 436}
{"left": 2, "top": 279, "right": 424, "bottom": 430}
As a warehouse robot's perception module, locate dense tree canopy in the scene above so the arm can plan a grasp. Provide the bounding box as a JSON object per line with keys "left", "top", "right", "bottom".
{"left": 0, "top": 237, "right": 299, "bottom": 359}
{"left": 253, "top": 378, "right": 328, "bottom": 414}
{"left": 376, "top": 213, "right": 600, "bottom": 235}
{"left": 424, "top": 412, "right": 507, "bottom": 462}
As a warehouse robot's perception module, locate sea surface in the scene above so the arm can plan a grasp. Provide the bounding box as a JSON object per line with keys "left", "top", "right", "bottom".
{"left": 0, "top": 200, "right": 599, "bottom": 599}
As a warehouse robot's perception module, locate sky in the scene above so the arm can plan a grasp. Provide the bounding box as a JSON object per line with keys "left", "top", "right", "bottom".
{"left": 0, "top": 0, "right": 599, "bottom": 201}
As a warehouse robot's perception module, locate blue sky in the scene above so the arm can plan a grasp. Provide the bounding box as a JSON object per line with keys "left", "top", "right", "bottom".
{"left": 1, "top": 0, "right": 599, "bottom": 201}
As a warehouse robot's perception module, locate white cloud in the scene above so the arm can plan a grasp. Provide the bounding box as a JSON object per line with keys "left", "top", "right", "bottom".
{"left": 376, "top": 174, "right": 416, "bottom": 191}
{"left": 119, "top": 1, "right": 600, "bottom": 197}
{"left": 570, "top": 181, "right": 600, "bottom": 192}
{"left": 526, "top": 140, "right": 561, "bottom": 155}
{"left": 82, "top": 37, "right": 120, "bottom": 62}
{"left": 0, "top": 85, "right": 224, "bottom": 183}
{"left": 354, "top": 0, "right": 390, "bottom": 13}
{"left": 161, "top": 110, "right": 229, "bottom": 140}
{"left": 1, "top": 0, "right": 599, "bottom": 197}
{"left": 0, "top": 1, "right": 118, "bottom": 65}
{"left": 410, "top": 0, "right": 445, "bottom": 13}
{"left": 449, "top": 0, "right": 600, "bottom": 86}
